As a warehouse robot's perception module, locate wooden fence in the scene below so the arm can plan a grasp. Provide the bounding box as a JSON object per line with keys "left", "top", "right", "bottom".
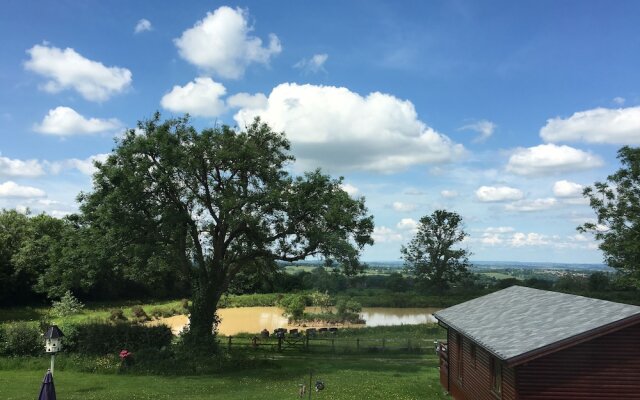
{"left": 223, "top": 335, "right": 439, "bottom": 354}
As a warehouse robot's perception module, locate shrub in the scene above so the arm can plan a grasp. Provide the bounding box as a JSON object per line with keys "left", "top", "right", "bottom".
{"left": 0, "top": 322, "right": 42, "bottom": 356}
{"left": 70, "top": 322, "right": 172, "bottom": 355}
{"left": 51, "top": 290, "right": 84, "bottom": 317}
{"left": 131, "top": 305, "right": 150, "bottom": 323}
{"left": 277, "top": 294, "right": 306, "bottom": 321}
{"left": 108, "top": 309, "right": 128, "bottom": 323}
{"left": 180, "top": 298, "right": 189, "bottom": 312}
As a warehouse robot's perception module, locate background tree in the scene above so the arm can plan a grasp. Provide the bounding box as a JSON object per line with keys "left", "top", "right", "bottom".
{"left": 401, "top": 210, "right": 470, "bottom": 291}
{"left": 79, "top": 114, "right": 373, "bottom": 347}
{"left": 579, "top": 146, "right": 640, "bottom": 287}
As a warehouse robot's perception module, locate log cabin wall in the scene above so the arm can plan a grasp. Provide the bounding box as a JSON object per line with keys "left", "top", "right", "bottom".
{"left": 516, "top": 322, "right": 640, "bottom": 400}
{"left": 447, "top": 328, "right": 516, "bottom": 400}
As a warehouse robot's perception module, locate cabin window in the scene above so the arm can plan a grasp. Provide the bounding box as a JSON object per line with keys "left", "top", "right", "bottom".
{"left": 470, "top": 343, "right": 477, "bottom": 369}
{"left": 491, "top": 357, "right": 502, "bottom": 396}
{"left": 456, "top": 334, "right": 464, "bottom": 382}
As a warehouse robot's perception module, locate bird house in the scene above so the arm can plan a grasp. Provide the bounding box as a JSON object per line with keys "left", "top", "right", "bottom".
{"left": 44, "top": 325, "right": 64, "bottom": 353}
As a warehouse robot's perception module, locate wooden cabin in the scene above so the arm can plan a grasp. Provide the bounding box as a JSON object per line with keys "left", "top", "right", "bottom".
{"left": 433, "top": 286, "right": 640, "bottom": 399}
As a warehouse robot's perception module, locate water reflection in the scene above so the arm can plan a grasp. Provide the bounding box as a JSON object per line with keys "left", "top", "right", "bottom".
{"left": 153, "top": 306, "right": 440, "bottom": 336}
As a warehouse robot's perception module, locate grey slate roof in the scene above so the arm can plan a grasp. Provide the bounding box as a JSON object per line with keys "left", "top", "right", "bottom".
{"left": 433, "top": 286, "right": 640, "bottom": 362}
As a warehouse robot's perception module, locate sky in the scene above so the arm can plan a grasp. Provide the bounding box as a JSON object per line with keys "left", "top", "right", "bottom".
{"left": 1, "top": 1, "right": 640, "bottom": 263}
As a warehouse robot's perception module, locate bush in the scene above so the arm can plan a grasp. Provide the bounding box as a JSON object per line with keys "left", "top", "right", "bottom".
{"left": 51, "top": 290, "right": 84, "bottom": 317}
{"left": 108, "top": 309, "right": 128, "bottom": 323}
{"left": 180, "top": 299, "right": 189, "bottom": 312}
{"left": 68, "top": 322, "right": 172, "bottom": 355}
{"left": 131, "top": 305, "right": 150, "bottom": 323}
{"left": 0, "top": 322, "right": 42, "bottom": 356}
{"left": 277, "top": 294, "right": 306, "bottom": 321}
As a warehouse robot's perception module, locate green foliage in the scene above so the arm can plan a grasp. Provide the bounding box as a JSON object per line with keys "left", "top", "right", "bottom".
{"left": 51, "top": 290, "right": 85, "bottom": 317}
{"left": 401, "top": 210, "right": 470, "bottom": 291}
{"left": 309, "top": 290, "right": 332, "bottom": 313}
{"left": 277, "top": 294, "right": 307, "bottom": 320}
{"left": 0, "top": 322, "right": 42, "bottom": 356}
{"left": 588, "top": 272, "right": 610, "bottom": 292}
{"left": 79, "top": 114, "right": 373, "bottom": 343}
{"left": 580, "top": 146, "right": 640, "bottom": 286}
{"left": 108, "top": 309, "right": 128, "bottom": 322}
{"left": 66, "top": 322, "right": 172, "bottom": 355}
{"left": 130, "top": 305, "right": 150, "bottom": 323}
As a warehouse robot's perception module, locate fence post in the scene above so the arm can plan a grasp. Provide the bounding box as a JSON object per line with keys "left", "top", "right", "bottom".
{"left": 228, "top": 336, "right": 232, "bottom": 351}
{"left": 332, "top": 338, "right": 335, "bottom": 353}
{"left": 356, "top": 338, "right": 360, "bottom": 352}
{"left": 277, "top": 336, "right": 282, "bottom": 352}
{"left": 305, "top": 335, "right": 309, "bottom": 351}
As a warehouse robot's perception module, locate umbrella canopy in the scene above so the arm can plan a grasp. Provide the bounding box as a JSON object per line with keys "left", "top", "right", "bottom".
{"left": 38, "top": 370, "right": 56, "bottom": 400}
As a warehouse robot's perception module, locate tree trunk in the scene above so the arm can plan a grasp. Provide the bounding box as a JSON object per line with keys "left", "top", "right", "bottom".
{"left": 184, "top": 282, "right": 222, "bottom": 351}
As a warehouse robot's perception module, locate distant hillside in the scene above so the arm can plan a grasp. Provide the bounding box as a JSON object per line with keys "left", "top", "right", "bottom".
{"left": 283, "top": 260, "right": 610, "bottom": 271}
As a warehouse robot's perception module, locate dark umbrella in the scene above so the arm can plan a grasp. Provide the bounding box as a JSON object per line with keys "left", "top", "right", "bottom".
{"left": 38, "top": 369, "right": 56, "bottom": 400}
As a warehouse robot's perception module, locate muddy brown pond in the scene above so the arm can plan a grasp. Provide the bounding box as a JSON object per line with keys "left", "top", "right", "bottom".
{"left": 153, "top": 306, "right": 440, "bottom": 336}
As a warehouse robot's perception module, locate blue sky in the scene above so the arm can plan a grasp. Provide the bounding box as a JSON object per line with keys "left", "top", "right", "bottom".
{"left": 2, "top": 1, "right": 640, "bottom": 263}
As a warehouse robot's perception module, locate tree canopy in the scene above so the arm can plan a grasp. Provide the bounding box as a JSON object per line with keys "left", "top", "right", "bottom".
{"left": 79, "top": 114, "right": 374, "bottom": 346}
{"left": 579, "top": 146, "right": 640, "bottom": 286}
{"left": 400, "top": 209, "right": 470, "bottom": 291}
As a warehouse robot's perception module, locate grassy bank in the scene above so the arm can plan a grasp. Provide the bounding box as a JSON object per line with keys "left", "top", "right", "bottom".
{"left": 0, "top": 353, "right": 449, "bottom": 400}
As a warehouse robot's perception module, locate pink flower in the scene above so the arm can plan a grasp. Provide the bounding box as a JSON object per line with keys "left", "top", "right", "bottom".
{"left": 119, "top": 349, "right": 132, "bottom": 359}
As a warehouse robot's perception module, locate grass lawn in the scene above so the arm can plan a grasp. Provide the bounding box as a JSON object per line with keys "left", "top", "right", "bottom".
{"left": 0, "top": 353, "right": 450, "bottom": 399}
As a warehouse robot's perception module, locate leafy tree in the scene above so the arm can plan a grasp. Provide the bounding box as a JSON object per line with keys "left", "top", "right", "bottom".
{"left": 588, "top": 271, "right": 610, "bottom": 292}
{"left": 79, "top": 114, "right": 373, "bottom": 347}
{"left": 0, "top": 210, "right": 31, "bottom": 305}
{"left": 401, "top": 210, "right": 470, "bottom": 291}
{"left": 579, "top": 146, "right": 640, "bottom": 286}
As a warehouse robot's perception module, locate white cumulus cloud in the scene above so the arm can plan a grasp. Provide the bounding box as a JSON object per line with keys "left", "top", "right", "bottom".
{"left": 25, "top": 44, "right": 132, "bottom": 102}
{"left": 0, "top": 156, "right": 45, "bottom": 178}
{"left": 553, "top": 180, "right": 584, "bottom": 198}
{"left": 340, "top": 183, "right": 359, "bottom": 196}
{"left": 0, "top": 181, "right": 46, "bottom": 198}
{"left": 50, "top": 153, "right": 109, "bottom": 176}
{"left": 505, "top": 198, "right": 558, "bottom": 212}
{"left": 34, "top": 107, "right": 121, "bottom": 136}
{"left": 161, "top": 77, "right": 227, "bottom": 117}
{"left": 174, "top": 6, "right": 282, "bottom": 79}
{"left": 459, "top": 120, "right": 496, "bottom": 142}
{"left": 371, "top": 226, "right": 403, "bottom": 243}
{"left": 134, "top": 19, "right": 152, "bottom": 33}
{"left": 506, "top": 144, "right": 603, "bottom": 176}
{"left": 227, "top": 92, "right": 268, "bottom": 110}
{"left": 234, "top": 83, "right": 465, "bottom": 173}
{"left": 540, "top": 106, "right": 640, "bottom": 145}
{"left": 475, "top": 186, "right": 523, "bottom": 202}
{"left": 294, "top": 53, "right": 328, "bottom": 74}
{"left": 392, "top": 201, "right": 417, "bottom": 212}
{"left": 510, "top": 232, "right": 550, "bottom": 247}
{"left": 396, "top": 218, "right": 418, "bottom": 231}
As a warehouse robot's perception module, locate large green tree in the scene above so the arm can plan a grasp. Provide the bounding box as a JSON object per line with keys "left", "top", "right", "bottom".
{"left": 579, "top": 146, "right": 640, "bottom": 286}
{"left": 401, "top": 209, "right": 470, "bottom": 291}
{"left": 79, "top": 114, "right": 373, "bottom": 346}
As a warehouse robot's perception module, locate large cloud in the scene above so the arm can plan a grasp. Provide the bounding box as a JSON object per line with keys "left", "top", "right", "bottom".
{"left": 233, "top": 83, "right": 465, "bottom": 172}
{"left": 174, "top": 6, "right": 281, "bottom": 79}
{"left": 0, "top": 156, "right": 45, "bottom": 178}
{"left": 0, "top": 181, "right": 46, "bottom": 198}
{"left": 540, "top": 106, "right": 640, "bottom": 144}
{"left": 553, "top": 180, "right": 584, "bottom": 198}
{"left": 475, "top": 185, "right": 523, "bottom": 202}
{"left": 34, "top": 107, "right": 121, "bottom": 136}
{"left": 25, "top": 44, "right": 132, "bottom": 102}
{"left": 506, "top": 144, "right": 603, "bottom": 176}
{"left": 505, "top": 198, "right": 558, "bottom": 212}
{"left": 161, "top": 77, "right": 227, "bottom": 117}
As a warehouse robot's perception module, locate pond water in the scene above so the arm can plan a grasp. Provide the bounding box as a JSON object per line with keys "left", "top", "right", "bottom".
{"left": 153, "top": 306, "right": 440, "bottom": 336}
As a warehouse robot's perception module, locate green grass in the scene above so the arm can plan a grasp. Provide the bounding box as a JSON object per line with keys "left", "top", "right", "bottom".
{"left": 0, "top": 353, "right": 449, "bottom": 399}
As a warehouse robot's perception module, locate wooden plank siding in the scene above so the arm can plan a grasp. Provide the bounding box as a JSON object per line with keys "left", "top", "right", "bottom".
{"left": 516, "top": 322, "right": 640, "bottom": 400}
{"left": 446, "top": 328, "right": 516, "bottom": 400}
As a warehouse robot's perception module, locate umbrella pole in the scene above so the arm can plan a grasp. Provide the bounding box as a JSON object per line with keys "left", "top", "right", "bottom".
{"left": 50, "top": 354, "right": 55, "bottom": 375}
